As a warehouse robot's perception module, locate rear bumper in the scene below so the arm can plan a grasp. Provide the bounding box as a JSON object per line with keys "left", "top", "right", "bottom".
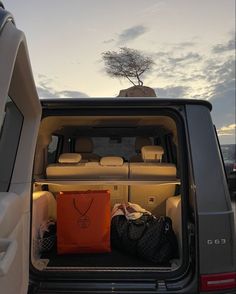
{"left": 29, "top": 281, "right": 198, "bottom": 294}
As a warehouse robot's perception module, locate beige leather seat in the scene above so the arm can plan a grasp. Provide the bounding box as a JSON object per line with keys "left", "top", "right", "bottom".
{"left": 129, "top": 146, "right": 177, "bottom": 216}
{"left": 47, "top": 154, "right": 128, "bottom": 179}
{"left": 46, "top": 153, "right": 83, "bottom": 178}
{"left": 75, "top": 137, "right": 100, "bottom": 162}
{"left": 166, "top": 196, "right": 182, "bottom": 254}
{"left": 130, "top": 137, "right": 152, "bottom": 162}
{"left": 46, "top": 155, "right": 129, "bottom": 207}
{"left": 97, "top": 156, "right": 129, "bottom": 207}
{"left": 32, "top": 191, "right": 56, "bottom": 258}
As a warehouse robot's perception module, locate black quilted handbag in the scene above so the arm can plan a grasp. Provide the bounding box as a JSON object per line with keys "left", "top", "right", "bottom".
{"left": 111, "top": 214, "right": 178, "bottom": 264}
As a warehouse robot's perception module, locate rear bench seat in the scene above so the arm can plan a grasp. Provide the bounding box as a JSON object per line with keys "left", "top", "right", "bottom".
{"left": 75, "top": 137, "right": 100, "bottom": 162}
{"left": 46, "top": 154, "right": 129, "bottom": 207}
{"left": 129, "top": 146, "right": 177, "bottom": 216}
{"left": 46, "top": 148, "right": 177, "bottom": 213}
{"left": 46, "top": 153, "right": 128, "bottom": 179}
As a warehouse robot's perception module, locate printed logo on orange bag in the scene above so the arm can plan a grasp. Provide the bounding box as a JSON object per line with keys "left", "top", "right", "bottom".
{"left": 78, "top": 216, "right": 90, "bottom": 228}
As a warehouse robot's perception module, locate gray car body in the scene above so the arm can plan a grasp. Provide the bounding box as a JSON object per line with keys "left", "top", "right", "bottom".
{"left": 186, "top": 105, "right": 236, "bottom": 275}
{"left": 32, "top": 99, "right": 236, "bottom": 293}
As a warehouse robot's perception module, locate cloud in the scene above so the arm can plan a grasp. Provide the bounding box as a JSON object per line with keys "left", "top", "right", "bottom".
{"left": 177, "top": 41, "right": 196, "bottom": 48}
{"left": 152, "top": 38, "right": 234, "bottom": 88}
{"left": 168, "top": 52, "right": 202, "bottom": 65}
{"left": 168, "top": 41, "right": 197, "bottom": 50}
{"left": 37, "top": 74, "right": 48, "bottom": 80}
{"left": 37, "top": 85, "right": 57, "bottom": 99}
{"left": 36, "top": 77, "right": 89, "bottom": 98}
{"left": 179, "top": 74, "right": 206, "bottom": 82}
{"left": 151, "top": 53, "right": 204, "bottom": 91}
{"left": 150, "top": 37, "right": 235, "bottom": 144}
{"left": 58, "top": 90, "right": 89, "bottom": 98}
{"left": 103, "top": 39, "right": 115, "bottom": 44}
{"left": 220, "top": 124, "right": 236, "bottom": 132}
{"left": 152, "top": 50, "right": 203, "bottom": 81}
{"left": 203, "top": 57, "right": 235, "bottom": 83}
{"left": 154, "top": 86, "right": 190, "bottom": 98}
{"left": 217, "top": 124, "right": 236, "bottom": 136}
{"left": 204, "top": 56, "right": 235, "bottom": 129}
{"left": 210, "top": 78, "right": 235, "bottom": 128}
{"left": 117, "top": 25, "right": 148, "bottom": 44}
{"left": 37, "top": 74, "right": 55, "bottom": 88}
{"left": 141, "top": 1, "right": 166, "bottom": 16}
{"left": 212, "top": 38, "right": 235, "bottom": 53}
{"left": 154, "top": 51, "right": 170, "bottom": 58}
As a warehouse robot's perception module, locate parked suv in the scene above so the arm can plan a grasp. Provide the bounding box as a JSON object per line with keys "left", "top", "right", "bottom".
{"left": 0, "top": 4, "right": 235, "bottom": 294}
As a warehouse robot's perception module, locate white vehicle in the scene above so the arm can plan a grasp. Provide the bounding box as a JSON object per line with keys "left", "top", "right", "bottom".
{"left": 0, "top": 4, "right": 235, "bottom": 294}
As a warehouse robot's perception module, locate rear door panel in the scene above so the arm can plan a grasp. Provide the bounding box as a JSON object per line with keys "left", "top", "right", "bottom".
{"left": 0, "top": 10, "right": 41, "bottom": 294}
{"left": 185, "top": 105, "right": 236, "bottom": 274}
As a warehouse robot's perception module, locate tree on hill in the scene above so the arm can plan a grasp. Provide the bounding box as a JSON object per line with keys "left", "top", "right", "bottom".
{"left": 102, "top": 47, "right": 154, "bottom": 86}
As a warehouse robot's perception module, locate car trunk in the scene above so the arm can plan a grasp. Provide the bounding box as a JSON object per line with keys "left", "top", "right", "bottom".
{"left": 30, "top": 110, "right": 189, "bottom": 285}
{"left": 31, "top": 188, "right": 182, "bottom": 272}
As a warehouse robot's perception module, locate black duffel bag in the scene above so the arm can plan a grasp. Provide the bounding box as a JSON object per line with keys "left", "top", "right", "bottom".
{"left": 111, "top": 214, "right": 178, "bottom": 264}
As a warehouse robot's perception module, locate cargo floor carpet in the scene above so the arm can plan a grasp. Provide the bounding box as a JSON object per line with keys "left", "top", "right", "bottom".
{"left": 42, "top": 247, "right": 167, "bottom": 267}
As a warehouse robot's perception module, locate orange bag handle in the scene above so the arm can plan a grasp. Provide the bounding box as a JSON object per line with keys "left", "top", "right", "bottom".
{"left": 72, "top": 197, "right": 94, "bottom": 217}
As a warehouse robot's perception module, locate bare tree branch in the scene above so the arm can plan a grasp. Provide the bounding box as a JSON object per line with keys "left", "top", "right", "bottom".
{"left": 102, "top": 47, "right": 154, "bottom": 86}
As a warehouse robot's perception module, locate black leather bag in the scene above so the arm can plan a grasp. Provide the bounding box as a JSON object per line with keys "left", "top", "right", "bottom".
{"left": 111, "top": 214, "right": 178, "bottom": 264}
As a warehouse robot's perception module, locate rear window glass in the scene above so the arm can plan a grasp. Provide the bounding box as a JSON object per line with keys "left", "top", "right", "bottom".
{"left": 0, "top": 96, "right": 23, "bottom": 191}
{"left": 47, "top": 135, "right": 59, "bottom": 164}
{"left": 93, "top": 137, "right": 154, "bottom": 161}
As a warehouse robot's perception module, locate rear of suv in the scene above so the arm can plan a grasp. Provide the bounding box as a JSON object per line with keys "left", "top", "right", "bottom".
{"left": 0, "top": 4, "right": 235, "bottom": 294}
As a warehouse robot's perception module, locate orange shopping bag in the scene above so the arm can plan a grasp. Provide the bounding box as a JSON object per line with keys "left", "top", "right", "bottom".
{"left": 57, "top": 190, "right": 111, "bottom": 254}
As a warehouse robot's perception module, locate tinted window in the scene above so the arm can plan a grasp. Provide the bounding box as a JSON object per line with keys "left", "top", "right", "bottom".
{"left": 47, "top": 135, "right": 59, "bottom": 164}
{"left": 0, "top": 97, "right": 24, "bottom": 191}
{"left": 93, "top": 137, "right": 155, "bottom": 161}
{"left": 92, "top": 137, "right": 135, "bottom": 160}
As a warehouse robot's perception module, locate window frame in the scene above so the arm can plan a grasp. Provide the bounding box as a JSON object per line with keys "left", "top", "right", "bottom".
{"left": 0, "top": 95, "right": 24, "bottom": 192}
{"left": 47, "top": 134, "right": 63, "bottom": 164}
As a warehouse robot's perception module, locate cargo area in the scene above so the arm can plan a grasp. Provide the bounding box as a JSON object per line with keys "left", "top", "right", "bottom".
{"left": 32, "top": 190, "right": 182, "bottom": 271}
{"left": 42, "top": 248, "right": 172, "bottom": 268}
{"left": 31, "top": 113, "right": 185, "bottom": 273}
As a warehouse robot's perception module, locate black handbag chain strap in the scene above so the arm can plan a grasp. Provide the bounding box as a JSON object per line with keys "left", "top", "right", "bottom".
{"left": 73, "top": 197, "right": 94, "bottom": 217}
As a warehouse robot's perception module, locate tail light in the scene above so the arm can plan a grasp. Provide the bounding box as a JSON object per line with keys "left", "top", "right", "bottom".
{"left": 200, "top": 272, "right": 236, "bottom": 291}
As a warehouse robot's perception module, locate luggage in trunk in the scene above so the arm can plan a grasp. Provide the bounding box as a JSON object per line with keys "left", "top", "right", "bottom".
{"left": 32, "top": 191, "right": 182, "bottom": 271}
{"left": 57, "top": 190, "right": 111, "bottom": 254}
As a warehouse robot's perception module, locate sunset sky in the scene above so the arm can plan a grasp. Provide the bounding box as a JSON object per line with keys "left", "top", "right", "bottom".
{"left": 5, "top": 0, "right": 236, "bottom": 144}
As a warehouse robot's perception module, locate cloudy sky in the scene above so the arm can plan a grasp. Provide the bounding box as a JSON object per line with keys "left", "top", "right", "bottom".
{"left": 5, "top": 0, "right": 236, "bottom": 144}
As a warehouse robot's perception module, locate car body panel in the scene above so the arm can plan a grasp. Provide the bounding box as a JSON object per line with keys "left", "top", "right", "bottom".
{"left": 0, "top": 6, "right": 41, "bottom": 294}
{"left": 185, "top": 105, "right": 236, "bottom": 274}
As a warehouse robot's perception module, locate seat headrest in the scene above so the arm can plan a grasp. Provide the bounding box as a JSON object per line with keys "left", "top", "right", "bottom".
{"left": 135, "top": 137, "right": 152, "bottom": 153}
{"left": 75, "top": 137, "right": 93, "bottom": 153}
{"left": 100, "top": 156, "right": 124, "bottom": 166}
{"left": 58, "top": 153, "right": 82, "bottom": 164}
{"left": 141, "top": 146, "right": 164, "bottom": 162}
